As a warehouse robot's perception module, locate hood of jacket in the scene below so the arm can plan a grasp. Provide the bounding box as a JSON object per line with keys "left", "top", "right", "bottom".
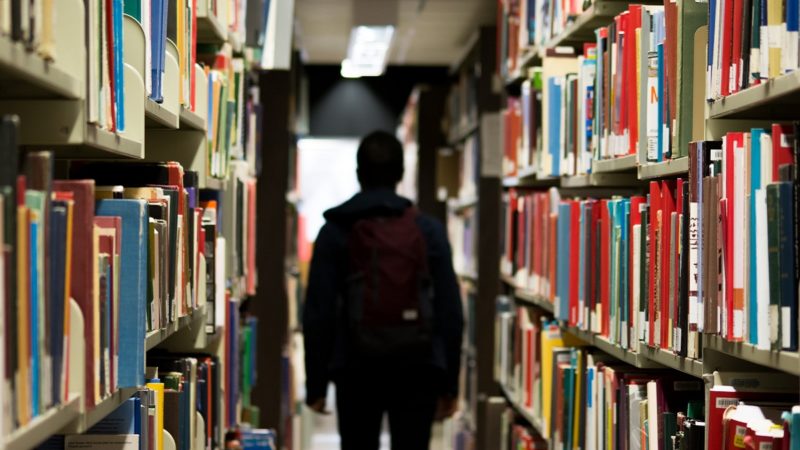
{"left": 323, "top": 188, "right": 412, "bottom": 224}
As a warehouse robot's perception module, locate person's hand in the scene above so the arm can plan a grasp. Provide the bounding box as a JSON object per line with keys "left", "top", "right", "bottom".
{"left": 434, "top": 396, "right": 459, "bottom": 421}
{"left": 308, "top": 397, "right": 330, "bottom": 415}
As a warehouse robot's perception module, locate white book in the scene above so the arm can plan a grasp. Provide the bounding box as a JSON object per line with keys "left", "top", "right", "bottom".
{"left": 144, "top": 0, "right": 151, "bottom": 96}
{"left": 87, "top": 0, "right": 100, "bottom": 124}
{"left": 633, "top": 223, "right": 642, "bottom": 346}
{"left": 628, "top": 384, "right": 648, "bottom": 450}
{"left": 647, "top": 380, "right": 660, "bottom": 450}
{"left": 755, "top": 188, "right": 771, "bottom": 350}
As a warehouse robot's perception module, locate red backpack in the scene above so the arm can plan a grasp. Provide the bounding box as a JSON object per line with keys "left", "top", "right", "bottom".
{"left": 344, "top": 207, "right": 434, "bottom": 358}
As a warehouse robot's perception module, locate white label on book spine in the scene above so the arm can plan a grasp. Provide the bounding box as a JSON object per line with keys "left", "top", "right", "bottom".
{"left": 769, "top": 304, "right": 780, "bottom": 344}
{"left": 782, "top": 306, "right": 792, "bottom": 348}
{"left": 733, "top": 310, "right": 744, "bottom": 339}
{"left": 768, "top": 25, "right": 783, "bottom": 48}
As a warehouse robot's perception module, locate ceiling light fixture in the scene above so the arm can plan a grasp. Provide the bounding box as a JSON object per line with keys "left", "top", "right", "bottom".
{"left": 340, "top": 25, "right": 395, "bottom": 79}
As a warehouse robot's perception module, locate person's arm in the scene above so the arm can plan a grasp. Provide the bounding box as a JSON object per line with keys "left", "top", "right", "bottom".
{"left": 426, "top": 219, "right": 464, "bottom": 398}
{"left": 303, "top": 223, "right": 341, "bottom": 408}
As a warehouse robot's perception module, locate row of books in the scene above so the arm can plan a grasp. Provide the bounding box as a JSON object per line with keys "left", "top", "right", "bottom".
{"left": 0, "top": 1, "right": 56, "bottom": 59}
{"left": 447, "top": 65, "right": 480, "bottom": 143}
{"left": 502, "top": 2, "right": 708, "bottom": 177}
{"left": 497, "top": 0, "right": 591, "bottom": 79}
{"left": 87, "top": 0, "right": 126, "bottom": 132}
{"left": 35, "top": 346, "right": 270, "bottom": 450}
{"left": 707, "top": 0, "right": 800, "bottom": 99}
{"left": 501, "top": 124, "right": 799, "bottom": 355}
{"left": 203, "top": 46, "right": 247, "bottom": 179}
{"left": 497, "top": 304, "right": 800, "bottom": 450}
{"left": 0, "top": 116, "right": 257, "bottom": 436}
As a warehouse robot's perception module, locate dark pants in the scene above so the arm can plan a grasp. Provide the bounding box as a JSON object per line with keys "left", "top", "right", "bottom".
{"left": 335, "top": 365, "right": 439, "bottom": 450}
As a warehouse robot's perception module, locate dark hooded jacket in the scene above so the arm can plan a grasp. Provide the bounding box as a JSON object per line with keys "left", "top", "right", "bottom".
{"left": 303, "top": 188, "right": 464, "bottom": 404}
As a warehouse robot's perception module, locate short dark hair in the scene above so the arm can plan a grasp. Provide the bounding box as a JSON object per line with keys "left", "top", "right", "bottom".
{"left": 356, "top": 131, "right": 404, "bottom": 189}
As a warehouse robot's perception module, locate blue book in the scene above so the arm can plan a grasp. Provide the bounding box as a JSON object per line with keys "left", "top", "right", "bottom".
{"left": 88, "top": 397, "right": 137, "bottom": 434}
{"left": 49, "top": 202, "right": 68, "bottom": 405}
{"left": 96, "top": 199, "right": 149, "bottom": 387}
{"left": 30, "top": 219, "right": 40, "bottom": 417}
{"left": 113, "top": 0, "right": 125, "bottom": 131}
{"left": 777, "top": 182, "right": 797, "bottom": 350}
{"left": 790, "top": 407, "right": 800, "bottom": 450}
{"left": 749, "top": 129, "right": 765, "bottom": 345}
{"left": 563, "top": 364, "right": 576, "bottom": 450}
{"left": 241, "top": 429, "right": 277, "bottom": 450}
{"left": 548, "top": 77, "right": 563, "bottom": 177}
{"left": 557, "top": 202, "right": 572, "bottom": 320}
{"left": 150, "top": 0, "right": 168, "bottom": 102}
{"left": 787, "top": 0, "right": 799, "bottom": 45}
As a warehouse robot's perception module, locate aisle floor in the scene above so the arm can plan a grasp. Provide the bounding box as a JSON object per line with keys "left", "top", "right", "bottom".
{"left": 307, "top": 387, "right": 445, "bottom": 450}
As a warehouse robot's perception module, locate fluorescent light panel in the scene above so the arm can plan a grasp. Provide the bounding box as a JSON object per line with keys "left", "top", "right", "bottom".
{"left": 340, "top": 25, "right": 395, "bottom": 78}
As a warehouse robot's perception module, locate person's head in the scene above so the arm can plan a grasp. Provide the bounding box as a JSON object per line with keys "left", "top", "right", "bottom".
{"left": 356, "top": 131, "right": 404, "bottom": 191}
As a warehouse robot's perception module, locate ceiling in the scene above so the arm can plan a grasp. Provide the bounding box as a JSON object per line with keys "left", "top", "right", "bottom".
{"left": 294, "top": 0, "right": 497, "bottom": 66}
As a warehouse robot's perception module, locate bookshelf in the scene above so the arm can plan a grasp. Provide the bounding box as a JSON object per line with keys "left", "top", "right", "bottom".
{"left": 591, "top": 154, "right": 637, "bottom": 173}
{"left": 637, "top": 156, "right": 690, "bottom": 180}
{"left": 491, "top": 0, "right": 800, "bottom": 444}
{"left": 0, "top": 0, "right": 284, "bottom": 448}
{"left": 708, "top": 71, "right": 800, "bottom": 119}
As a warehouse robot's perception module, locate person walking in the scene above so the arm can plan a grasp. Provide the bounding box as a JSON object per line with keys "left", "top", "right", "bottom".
{"left": 303, "top": 130, "right": 464, "bottom": 450}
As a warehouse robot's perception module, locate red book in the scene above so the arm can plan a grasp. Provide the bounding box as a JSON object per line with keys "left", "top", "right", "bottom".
{"left": 708, "top": 386, "right": 792, "bottom": 450}
{"left": 600, "top": 200, "right": 610, "bottom": 336}
{"left": 771, "top": 124, "right": 794, "bottom": 181}
{"left": 720, "top": 0, "right": 734, "bottom": 96}
{"left": 569, "top": 201, "right": 581, "bottom": 326}
{"left": 517, "top": 193, "right": 527, "bottom": 272}
{"left": 731, "top": 0, "right": 745, "bottom": 93}
{"left": 627, "top": 6, "right": 643, "bottom": 155}
{"left": 532, "top": 194, "right": 541, "bottom": 284}
{"left": 507, "top": 189, "right": 517, "bottom": 266}
{"left": 663, "top": 0, "right": 679, "bottom": 128}
{"left": 660, "top": 179, "right": 676, "bottom": 348}
{"left": 617, "top": 12, "right": 630, "bottom": 153}
{"left": 524, "top": 325, "right": 534, "bottom": 408}
{"left": 648, "top": 181, "right": 662, "bottom": 347}
{"left": 52, "top": 180, "right": 96, "bottom": 408}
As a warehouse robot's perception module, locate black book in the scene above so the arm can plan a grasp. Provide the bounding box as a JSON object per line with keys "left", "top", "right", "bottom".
{"left": 678, "top": 180, "right": 690, "bottom": 357}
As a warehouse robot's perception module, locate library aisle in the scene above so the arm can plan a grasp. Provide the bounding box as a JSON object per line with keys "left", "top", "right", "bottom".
{"left": 4, "top": 0, "right": 800, "bottom": 449}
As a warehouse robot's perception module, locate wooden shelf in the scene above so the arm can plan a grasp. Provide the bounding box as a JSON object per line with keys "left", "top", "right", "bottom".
{"left": 4, "top": 395, "right": 82, "bottom": 450}
{"left": 638, "top": 344, "right": 704, "bottom": 378}
{"left": 62, "top": 387, "right": 139, "bottom": 434}
{"left": 501, "top": 384, "right": 547, "bottom": 437}
{"left": 197, "top": 9, "right": 227, "bottom": 44}
{"left": 560, "top": 172, "right": 640, "bottom": 188}
{"left": 0, "top": 36, "right": 82, "bottom": 100}
{"left": 180, "top": 107, "right": 207, "bottom": 131}
{"left": 448, "top": 195, "right": 478, "bottom": 213}
{"left": 637, "top": 157, "right": 689, "bottom": 180}
{"left": 543, "top": 1, "right": 631, "bottom": 49}
{"left": 703, "top": 335, "right": 800, "bottom": 377}
{"left": 145, "top": 305, "right": 208, "bottom": 351}
{"left": 709, "top": 71, "right": 800, "bottom": 119}
{"left": 591, "top": 154, "right": 637, "bottom": 173}
{"left": 145, "top": 97, "right": 180, "bottom": 129}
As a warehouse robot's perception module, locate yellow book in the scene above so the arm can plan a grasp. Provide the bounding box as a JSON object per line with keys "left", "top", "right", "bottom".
{"left": 571, "top": 348, "right": 584, "bottom": 450}
{"left": 146, "top": 380, "right": 165, "bottom": 450}
{"left": 540, "top": 323, "right": 584, "bottom": 438}
{"left": 61, "top": 199, "right": 74, "bottom": 403}
{"left": 767, "top": 0, "right": 782, "bottom": 78}
{"left": 16, "top": 206, "right": 29, "bottom": 426}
